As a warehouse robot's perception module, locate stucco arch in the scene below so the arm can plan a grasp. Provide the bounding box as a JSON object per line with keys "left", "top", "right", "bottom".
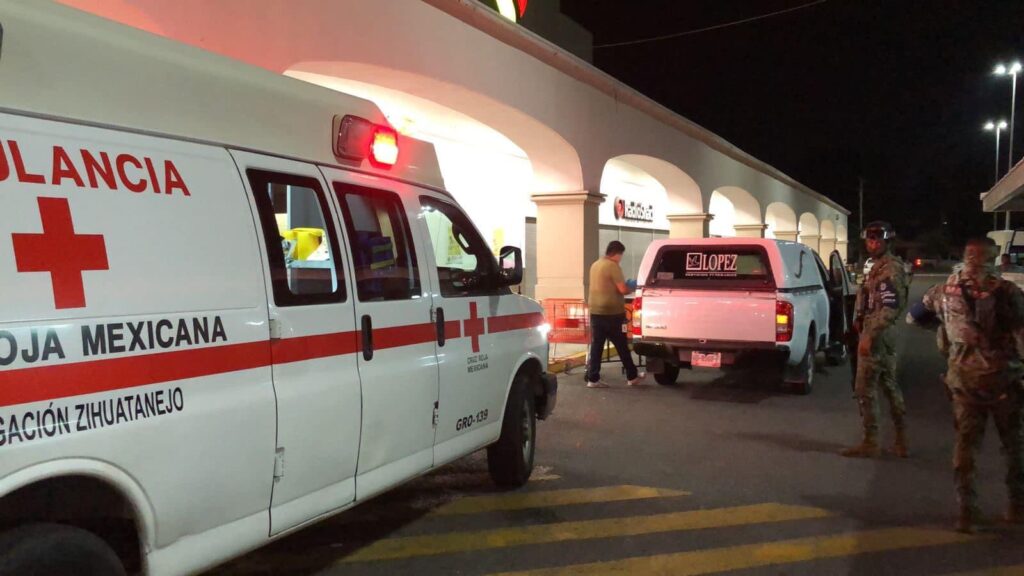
{"left": 836, "top": 224, "right": 850, "bottom": 262}
{"left": 764, "top": 202, "right": 798, "bottom": 240}
{"left": 288, "top": 62, "right": 582, "bottom": 196}
{"left": 609, "top": 155, "right": 702, "bottom": 215}
{"left": 819, "top": 219, "right": 838, "bottom": 256}
{"left": 820, "top": 220, "right": 836, "bottom": 240}
{"left": 709, "top": 187, "right": 763, "bottom": 238}
{"left": 799, "top": 212, "right": 821, "bottom": 252}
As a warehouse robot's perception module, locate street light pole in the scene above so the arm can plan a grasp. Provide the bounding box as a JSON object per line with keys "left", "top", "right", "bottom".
{"left": 986, "top": 120, "right": 1008, "bottom": 230}
{"left": 995, "top": 62, "right": 1022, "bottom": 229}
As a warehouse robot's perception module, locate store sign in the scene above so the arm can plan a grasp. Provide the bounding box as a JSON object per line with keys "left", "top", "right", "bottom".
{"left": 613, "top": 197, "right": 654, "bottom": 223}
{"left": 494, "top": 0, "right": 528, "bottom": 21}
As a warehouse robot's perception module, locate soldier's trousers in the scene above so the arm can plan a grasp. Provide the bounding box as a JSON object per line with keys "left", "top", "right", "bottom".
{"left": 854, "top": 331, "right": 906, "bottom": 441}
{"left": 952, "top": 393, "right": 1024, "bottom": 511}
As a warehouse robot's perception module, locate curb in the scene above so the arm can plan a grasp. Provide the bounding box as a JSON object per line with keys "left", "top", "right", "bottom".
{"left": 548, "top": 349, "right": 620, "bottom": 374}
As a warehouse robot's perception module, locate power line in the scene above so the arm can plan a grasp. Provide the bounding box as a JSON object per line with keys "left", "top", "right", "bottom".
{"left": 593, "top": 0, "right": 829, "bottom": 49}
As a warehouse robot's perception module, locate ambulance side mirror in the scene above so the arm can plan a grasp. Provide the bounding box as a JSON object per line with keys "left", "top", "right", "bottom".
{"left": 497, "top": 245, "right": 523, "bottom": 287}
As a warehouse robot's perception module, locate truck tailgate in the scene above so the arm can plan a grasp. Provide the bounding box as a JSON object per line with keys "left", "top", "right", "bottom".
{"left": 640, "top": 288, "right": 777, "bottom": 343}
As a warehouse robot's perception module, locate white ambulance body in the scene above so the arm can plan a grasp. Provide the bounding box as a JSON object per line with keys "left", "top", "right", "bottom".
{"left": 0, "top": 2, "right": 556, "bottom": 575}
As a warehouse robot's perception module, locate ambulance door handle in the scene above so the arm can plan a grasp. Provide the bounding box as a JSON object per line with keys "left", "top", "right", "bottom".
{"left": 436, "top": 307, "right": 446, "bottom": 347}
{"left": 361, "top": 315, "right": 374, "bottom": 361}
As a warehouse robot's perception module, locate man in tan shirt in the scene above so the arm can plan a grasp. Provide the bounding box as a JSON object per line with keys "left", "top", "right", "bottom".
{"left": 586, "top": 241, "right": 644, "bottom": 388}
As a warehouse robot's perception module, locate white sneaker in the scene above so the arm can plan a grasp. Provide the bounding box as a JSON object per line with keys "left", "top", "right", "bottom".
{"left": 586, "top": 380, "right": 610, "bottom": 388}
{"left": 627, "top": 372, "right": 647, "bottom": 386}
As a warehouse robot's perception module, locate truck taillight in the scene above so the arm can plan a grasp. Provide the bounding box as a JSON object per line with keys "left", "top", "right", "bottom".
{"left": 631, "top": 294, "right": 643, "bottom": 336}
{"left": 776, "top": 300, "right": 794, "bottom": 343}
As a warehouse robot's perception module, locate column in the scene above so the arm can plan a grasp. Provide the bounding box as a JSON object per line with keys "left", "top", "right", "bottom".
{"left": 799, "top": 234, "right": 821, "bottom": 254}
{"left": 667, "top": 213, "right": 713, "bottom": 239}
{"left": 532, "top": 191, "right": 602, "bottom": 301}
{"left": 772, "top": 229, "right": 800, "bottom": 242}
{"left": 836, "top": 240, "right": 849, "bottom": 263}
{"left": 733, "top": 223, "right": 768, "bottom": 238}
{"left": 819, "top": 237, "right": 837, "bottom": 256}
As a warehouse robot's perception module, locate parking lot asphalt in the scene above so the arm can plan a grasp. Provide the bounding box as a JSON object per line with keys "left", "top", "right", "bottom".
{"left": 212, "top": 276, "right": 1024, "bottom": 576}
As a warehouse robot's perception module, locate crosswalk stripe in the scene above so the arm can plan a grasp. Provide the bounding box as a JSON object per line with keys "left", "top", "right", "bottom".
{"left": 432, "top": 485, "right": 689, "bottom": 516}
{"left": 488, "top": 527, "right": 981, "bottom": 576}
{"left": 341, "top": 503, "right": 830, "bottom": 563}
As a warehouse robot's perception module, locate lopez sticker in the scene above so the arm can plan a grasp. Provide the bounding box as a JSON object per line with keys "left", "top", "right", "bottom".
{"left": 686, "top": 253, "right": 739, "bottom": 277}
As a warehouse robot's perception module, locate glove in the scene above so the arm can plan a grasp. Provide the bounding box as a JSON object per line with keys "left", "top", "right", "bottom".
{"left": 626, "top": 278, "right": 638, "bottom": 292}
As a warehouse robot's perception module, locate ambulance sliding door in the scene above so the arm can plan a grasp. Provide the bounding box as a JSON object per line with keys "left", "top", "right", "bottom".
{"left": 319, "top": 166, "right": 440, "bottom": 501}
{"left": 232, "top": 151, "right": 361, "bottom": 536}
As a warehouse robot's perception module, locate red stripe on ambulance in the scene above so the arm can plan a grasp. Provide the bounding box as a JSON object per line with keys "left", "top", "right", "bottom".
{"left": 0, "top": 311, "right": 543, "bottom": 407}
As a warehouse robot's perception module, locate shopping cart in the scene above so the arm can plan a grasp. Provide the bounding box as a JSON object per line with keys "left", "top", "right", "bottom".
{"left": 542, "top": 298, "right": 641, "bottom": 375}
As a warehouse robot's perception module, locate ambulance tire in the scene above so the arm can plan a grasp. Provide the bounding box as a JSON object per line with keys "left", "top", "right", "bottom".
{"left": 0, "top": 523, "right": 126, "bottom": 576}
{"left": 488, "top": 375, "right": 536, "bottom": 488}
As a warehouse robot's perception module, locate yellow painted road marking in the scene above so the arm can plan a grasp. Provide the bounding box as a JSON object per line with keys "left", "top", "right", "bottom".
{"left": 342, "top": 503, "right": 830, "bottom": 563}
{"left": 432, "top": 485, "right": 689, "bottom": 516}
{"left": 489, "top": 527, "right": 980, "bottom": 576}
{"left": 946, "top": 566, "right": 1024, "bottom": 576}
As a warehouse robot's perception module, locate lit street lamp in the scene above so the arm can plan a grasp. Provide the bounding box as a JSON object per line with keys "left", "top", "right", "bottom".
{"left": 986, "top": 119, "right": 1009, "bottom": 229}
{"left": 995, "top": 62, "right": 1022, "bottom": 167}
{"left": 985, "top": 120, "right": 1009, "bottom": 183}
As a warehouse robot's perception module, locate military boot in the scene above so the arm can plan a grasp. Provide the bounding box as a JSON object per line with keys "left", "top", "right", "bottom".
{"left": 887, "top": 428, "right": 909, "bottom": 458}
{"left": 1006, "top": 502, "right": 1024, "bottom": 524}
{"left": 840, "top": 435, "right": 880, "bottom": 458}
{"left": 956, "top": 505, "right": 981, "bottom": 533}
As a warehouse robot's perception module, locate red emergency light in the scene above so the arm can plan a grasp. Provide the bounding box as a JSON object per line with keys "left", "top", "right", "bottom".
{"left": 334, "top": 115, "right": 399, "bottom": 169}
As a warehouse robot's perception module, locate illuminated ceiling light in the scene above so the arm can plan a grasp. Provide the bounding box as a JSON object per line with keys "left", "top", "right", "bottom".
{"left": 496, "top": 0, "right": 518, "bottom": 21}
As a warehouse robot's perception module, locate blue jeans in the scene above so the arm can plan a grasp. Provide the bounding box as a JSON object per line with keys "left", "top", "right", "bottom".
{"left": 586, "top": 313, "right": 639, "bottom": 383}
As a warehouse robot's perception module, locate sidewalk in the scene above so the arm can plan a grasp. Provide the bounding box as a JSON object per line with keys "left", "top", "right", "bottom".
{"left": 547, "top": 342, "right": 621, "bottom": 374}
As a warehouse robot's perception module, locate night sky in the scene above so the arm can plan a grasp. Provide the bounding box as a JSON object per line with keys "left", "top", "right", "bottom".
{"left": 561, "top": 0, "right": 1024, "bottom": 247}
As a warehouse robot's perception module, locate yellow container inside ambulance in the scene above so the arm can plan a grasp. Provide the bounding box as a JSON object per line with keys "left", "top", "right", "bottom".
{"left": 0, "top": 2, "right": 556, "bottom": 575}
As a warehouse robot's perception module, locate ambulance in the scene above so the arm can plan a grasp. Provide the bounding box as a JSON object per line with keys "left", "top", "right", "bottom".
{"left": 0, "top": 2, "right": 556, "bottom": 574}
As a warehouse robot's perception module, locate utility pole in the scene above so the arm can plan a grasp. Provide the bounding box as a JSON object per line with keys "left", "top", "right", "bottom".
{"left": 858, "top": 177, "right": 864, "bottom": 232}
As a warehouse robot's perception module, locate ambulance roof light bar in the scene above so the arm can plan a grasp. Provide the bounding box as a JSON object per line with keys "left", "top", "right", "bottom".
{"left": 334, "top": 115, "right": 399, "bottom": 169}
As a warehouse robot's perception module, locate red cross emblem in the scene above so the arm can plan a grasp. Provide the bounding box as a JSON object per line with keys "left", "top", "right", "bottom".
{"left": 463, "top": 302, "right": 486, "bottom": 353}
{"left": 12, "top": 197, "right": 109, "bottom": 309}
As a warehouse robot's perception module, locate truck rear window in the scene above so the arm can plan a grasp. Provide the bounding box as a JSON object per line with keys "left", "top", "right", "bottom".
{"left": 646, "top": 246, "right": 775, "bottom": 290}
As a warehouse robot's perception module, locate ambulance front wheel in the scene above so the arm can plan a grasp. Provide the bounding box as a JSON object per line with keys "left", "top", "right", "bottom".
{"left": 0, "top": 523, "right": 126, "bottom": 576}
{"left": 488, "top": 375, "right": 537, "bottom": 488}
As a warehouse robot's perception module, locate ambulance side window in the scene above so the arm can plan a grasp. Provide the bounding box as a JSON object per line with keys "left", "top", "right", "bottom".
{"left": 335, "top": 184, "right": 422, "bottom": 302}
{"left": 247, "top": 169, "right": 346, "bottom": 306}
{"left": 420, "top": 197, "right": 500, "bottom": 297}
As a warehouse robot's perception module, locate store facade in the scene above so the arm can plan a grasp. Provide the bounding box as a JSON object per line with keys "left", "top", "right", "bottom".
{"left": 62, "top": 0, "right": 850, "bottom": 300}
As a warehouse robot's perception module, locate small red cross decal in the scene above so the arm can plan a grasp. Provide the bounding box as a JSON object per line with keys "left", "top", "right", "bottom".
{"left": 12, "top": 197, "right": 109, "bottom": 309}
{"left": 463, "top": 302, "right": 486, "bottom": 353}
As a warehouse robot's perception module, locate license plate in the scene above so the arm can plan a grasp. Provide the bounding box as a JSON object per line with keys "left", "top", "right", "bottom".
{"left": 692, "top": 351, "right": 722, "bottom": 368}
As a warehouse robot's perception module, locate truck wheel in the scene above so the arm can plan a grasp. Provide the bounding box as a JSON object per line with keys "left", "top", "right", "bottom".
{"left": 488, "top": 374, "right": 536, "bottom": 488}
{"left": 654, "top": 364, "right": 680, "bottom": 386}
{"left": 786, "top": 333, "right": 816, "bottom": 395}
{"left": 0, "top": 523, "right": 126, "bottom": 576}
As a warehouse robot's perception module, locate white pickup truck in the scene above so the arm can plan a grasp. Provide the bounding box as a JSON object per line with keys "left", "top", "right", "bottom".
{"left": 631, "top": 239, "right": 853, "bottom": 394}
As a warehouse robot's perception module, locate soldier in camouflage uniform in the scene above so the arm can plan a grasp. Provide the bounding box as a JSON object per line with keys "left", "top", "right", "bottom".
{"left": 919, "top": 238, "right": 1024, "bottom": 532}
{"left": 842, "top": 221, "right": 910, "bottom": 458}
